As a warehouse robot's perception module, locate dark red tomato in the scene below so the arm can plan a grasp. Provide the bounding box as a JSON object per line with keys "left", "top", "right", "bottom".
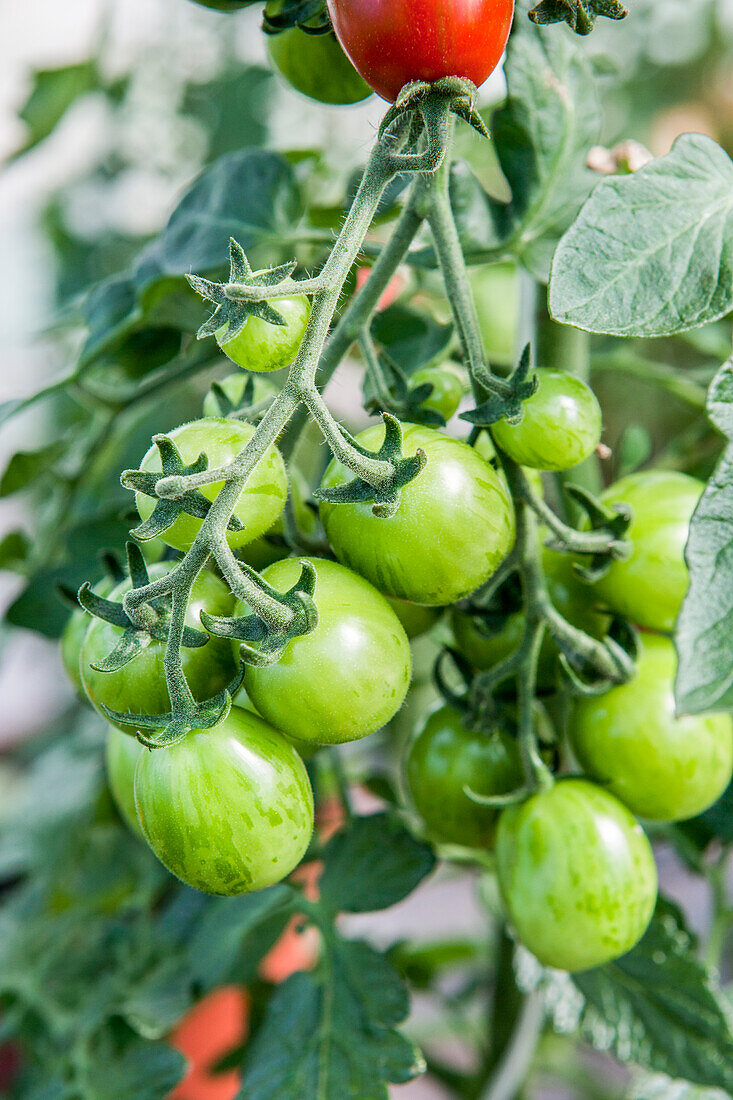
{"left": 327, "top": 0, "right": 515, "bottom": 102}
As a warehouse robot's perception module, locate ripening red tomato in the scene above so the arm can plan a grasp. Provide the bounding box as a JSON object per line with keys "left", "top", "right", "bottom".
{"left": 327, "top": 0, "right": 515, "bottom": 102}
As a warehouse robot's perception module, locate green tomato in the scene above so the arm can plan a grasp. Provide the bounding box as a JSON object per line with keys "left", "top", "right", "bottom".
{"left": 217, "top": 296, "right": 311, "bottom": 373}
{"left": 451, "top": 545, "right": 606, "bottom": 685}
{"left": 238, "top": 467, "right": 318, "bottom": 572}
{"left": 105, "top": 726, "right": 145, "bottom": 840}
{"left": 387, "top": 597, "right": 441, "bottom": 639}
{"left": 135, "top": 417, "right": 288, "bottom": 553}
{"left": 492, "top": 370, "right": 602, "bottom": 472}
{"left": 470, "top": 262, "right": 519, "bottom": 368}
{"left": 569, "top": 634, "right": 733, "bottom": 822}
{"left": 134, "top": 707, "right": 314, "bottom": 895}
{"left": 267, "top": 24, "right": 372, "bottom": 105}
{"left": 81, "top": 565, "right": 237, "bottom": 733}
{"left": 591, "top": 470, "right": 702, "bottom": 633}
{"left": 408, "top": 364, "right": 466, "bottom": 422}
{"left": 202, "top": 374, "right": 277, "bottom": 419}
{"left": 496, "top": 779, "right": 658, "bottom": 972}
{"left": 319, "top": 423, "right": 515, "bottom": 605}
{"left": 243, "top": 557, "right": 412, "bottom": 744}
{"left": 61, "top": 577, "right": 117, "bottom": 695}
{"left": 406, "top": 706, "right": 523, "bottom": 847}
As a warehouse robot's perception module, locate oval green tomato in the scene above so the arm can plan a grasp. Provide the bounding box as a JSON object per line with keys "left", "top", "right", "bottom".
{"left": 136, "top": 418, "right": 287, "bottom": 552}
{"left": 135, "top": 707, "right": 314, "bottom": 895}
{"left": 243, "top": 557, "right": 411, "bottom": 744}
{"left": 492, "top": 370, "right": 602, "bottom": 471}
{"left": 386, "top": 597, "right": 441, "bottom": 639}
{"left": 217, "top": 296, "right": 310, "bottom": 373}
{"left": 81, "top": 566, "right": 237, "bottom": 733}
{"left": 592, "top": 470, "right": 702, "bottom": 632}
{"left": 496, "top": 779, "right": 658, "bottom": 972}
{"left": 202, "top": 374, "right": 277, "bottom": 419}
{"left": 569, "top": 634, "right": 733, "bottom": 822}
{"left": 105, "top": 726, "right": 145, "bottom": 840}
{"left": 406, "top": 706, "right": 523, "bottom": 847}
{"left": 267, "top": 25, "right": 372, "bottom": 105}
{"left": 238, "top": 466, "right": 318, "bottom": 572}
{"left": 408, "top": 364, "right": 466, "bottom": 422}
{"left": 319, "top": 423, "right": 515, "bottom": 605}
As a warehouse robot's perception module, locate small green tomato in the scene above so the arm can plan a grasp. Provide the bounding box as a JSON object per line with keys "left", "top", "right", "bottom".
{"left": 492, "top": 370, "right": 602, "bottom": 471}
{"left": 217, "top": 296, "right": 311, "bottom": 373}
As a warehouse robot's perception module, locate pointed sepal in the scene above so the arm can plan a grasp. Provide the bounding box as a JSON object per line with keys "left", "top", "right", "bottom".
{"left": 461, "top": 345, "right": 538, "bottom": 427}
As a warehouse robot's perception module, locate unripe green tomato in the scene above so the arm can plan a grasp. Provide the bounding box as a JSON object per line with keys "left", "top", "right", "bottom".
{"left": 569, "top": 634, "right": 733, "bottom": 822}
{"left": 266, "top": 22, "right": 372, "bottom": 105}
{"left": 217, "top": 296, "right": 311, "bottom": 373}
{"left": 105, "top": 726, "right": 145, "bottom": 840}
{"left": 386, "top": 597, "right": 441, "bottom": 639}
{"left": 496, "top": 779, "right": 658, "bottom": 972}
{"left": 136, "top": 418, "right": 288, "bottom": 553}
{"left": 492, "top": 370, "right": 602, "bottom": 471}
{"left": 591, "top": 470, "right": 702, "bottom": 633}
{"left": 243, "top": 557, "right": 412, "bottom": 744}
{"left": 470, "top": 262, "right": 519, "bottom": 368}
{"left": 408, "top": 364, "right": 466, "bottom": 422}
{"left": 81, "top": 565, "right": 237, "bottom": 734}
{"left": 451, "top": 546, "right": 606, "bottom": 686}
{"left": 61, "top": 577, "right": 117, "bottom": 695}
{"left": 406, "top": 706, "right": 523, "bottom": 847}
{"left": 320, "top": 423, "right": 515, "bottom": 605}
{"left": 134, "top": 707, "right": 314, "bottom": 895}
{"left": 202, "top": 374, "right": 277, "bottom": 418}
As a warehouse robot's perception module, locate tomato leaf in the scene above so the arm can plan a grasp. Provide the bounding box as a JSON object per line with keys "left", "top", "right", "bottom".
{"left": 79, "top": 1029, "right": 186, "bottom": 1100}
{"left": 318, "top": 812, "right": 436, "bottom": 914}
{"left": 528, "top": 898, "right": 733, "bottom": 1091}
{"left": 0, "top": 441, "right": 68, "bottom": 497}
{"left": 675, "top": 358, "right": 733, "bottom": 714}
{"left": 549, "top": 135, "right": 733, "bottom": 336}
{"left": 9, "top": 61, "right": 100, "bottom": 161}
{"left": 370, "top": 304, "right": 453, "bottom": 374}
{"left": 238, "top": 938, "right": 425, "bottom": 1099}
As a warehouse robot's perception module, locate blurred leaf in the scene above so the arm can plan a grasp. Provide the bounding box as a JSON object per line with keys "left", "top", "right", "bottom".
{"left": 80, "top": 1029, "right": 186, "bottom": 1100}
{"left": 0, "top": 530, "right": 30, "bottom": 571}
{"left": 0, "top": 441, "right": 68, "bottom": 498}
{"left": 616, "top": 423, "right": 653, "bottom": 477}
{"left": 187, "top": 886, "right": 296, "bottom": 988}
{"left": 370, "top": 305, "right": 453, "bottom": 373}
{"left": 238, "top": 938, "right": 424, "bottom": 1099}
{"left": 11, "top": 61, "right": 100, "bottom": 160}
{"left": 319, "top": 813, "right": 435, "bottom": 914}
{"left": 550, "top": 135, "right": 733, "bottom": 336}
{"left": 183, "top": 66, "right": 273, "bottom": 161}
{"left": 676, "top": 358, "right": 733, "bottom": 714}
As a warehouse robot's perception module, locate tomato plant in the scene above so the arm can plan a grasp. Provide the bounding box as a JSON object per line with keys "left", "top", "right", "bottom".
{"left": 496, "top": 779, "right": 658, "bottom": 972}
{"left": 569, "top": 634, "right": 733, "bottom": 822}
{"left": 327, "top": 0, "right": 515, "bottom": 102}
{"left": 406, "top": 705, "right": 523, "bottom": 847}
{"left": 243, "top": 557, "right": 412, "bottom": 743}
{"left": 135, "top": 417, "right": 288, "bottom": 552}
{"left": 135, "top": 707, "right": 314, "bottom": 894}
{"left": 5, "top": 3, "right": 733, "bottom": 1097}
{"left": 319, "top": 423, "right": 516, "bottom": 605}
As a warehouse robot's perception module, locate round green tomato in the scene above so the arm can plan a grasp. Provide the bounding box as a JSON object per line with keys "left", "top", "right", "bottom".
{"left": 592, "top": 470, "right": 702, "bottom": 633}
{"left": 408, "top": 364, "right": 466, "bottom": 422}
{"left": 81, "top": 565, "right": 237, "bottom": 733}
{"left": 238, "top": 467, "right": 318, "bottom": 572}
{"left": 243, "top": 557, "right": 412, "bottom": 744}
{"left": 492, "top": 370, "right": 602, "bottom": 472}
{"left": 406, "top": 706, "right": 523, "bottom": 847}
{"left": 136, "top": 418, "right": 287, "bottom": 553}
{"left": 202, "top": 374, "right": 277, "bottom": 419}
{"left": 569, "top": 634, "right": 733, "bottom": 822}
{"left": 267, "top": 23, "right": 372, "bottom": 105}
{"left": 451, "top": 545, "right": 606, "bottom": 685}
{"left": 135, "top": 707, "right": 314, "bottom": 895}
{"left": 61, "top": 577, "right": 117, "bottom": 695}
{"left": 105, "top": 726, "right": 145, "bottom": 840}
{"left": 470, "top": 262, "right": 519, "bottom": 368}
{"left": 387, "top": 596, "right": 441, "bottom": 639}
{"left": 217, "top": 296, "right": 310, "bottom": 373}
{"left": 320, "top": 423, "right": 515, "bottom": 605}
{"left": 496, "top": 779, "right": 657, "bottom": 972}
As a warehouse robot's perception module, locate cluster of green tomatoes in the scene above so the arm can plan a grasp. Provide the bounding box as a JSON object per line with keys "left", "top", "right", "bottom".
{"left": 62, "top": 290, "right": 733, "bottom": 975}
